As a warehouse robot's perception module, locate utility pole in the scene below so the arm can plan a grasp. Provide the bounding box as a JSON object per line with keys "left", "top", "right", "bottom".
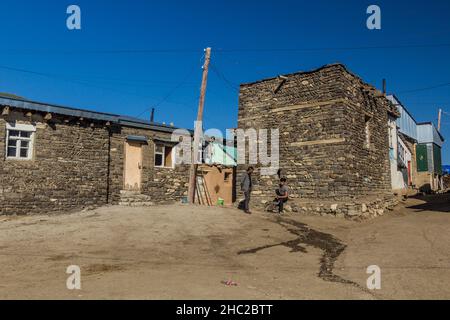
{"left": 438, "top": 108, "right": 442, "bottom": 131}
{"left": 188, "top": 47, "right": 211, "bottom": 204}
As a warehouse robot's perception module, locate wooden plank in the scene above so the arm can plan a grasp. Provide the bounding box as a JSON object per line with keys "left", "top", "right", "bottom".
{"left": 290, "top": 138, "right": 346, "bottom": 147}
{"left": 270, "top": 98, "right": 347, "bottom": 113}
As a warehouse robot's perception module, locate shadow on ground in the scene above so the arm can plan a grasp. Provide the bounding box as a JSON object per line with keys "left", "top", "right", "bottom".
{"left": 406, "top": 193, "right": 450, "bottom": 213}
{"left": 238, "top": 216, "right": 372, "bottom": 295}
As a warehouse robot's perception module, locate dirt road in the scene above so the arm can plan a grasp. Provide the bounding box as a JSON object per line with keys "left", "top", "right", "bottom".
{"left": 0, "top": 194, "right": 449, "bottom": 299}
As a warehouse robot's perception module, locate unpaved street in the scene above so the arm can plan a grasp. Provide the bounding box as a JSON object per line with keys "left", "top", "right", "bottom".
{"left": 0, "top": 195, "right": 449, "bottom": 299}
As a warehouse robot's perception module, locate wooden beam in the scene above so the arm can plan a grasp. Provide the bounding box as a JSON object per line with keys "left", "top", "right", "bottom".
{"left": 290, "top": 138, "right": 346, "bottom": 147}
{"left": 270, "top": 98, "right": 346, "bottom": 113}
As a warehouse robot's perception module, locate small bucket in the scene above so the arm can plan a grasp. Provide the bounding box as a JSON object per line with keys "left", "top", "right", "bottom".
{"left": 217, "top": 198, "right": 225, "bottom": 206}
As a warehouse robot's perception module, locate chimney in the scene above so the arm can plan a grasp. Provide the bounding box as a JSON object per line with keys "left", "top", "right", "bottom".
{"left": 382, "top": 79, "right": 386, "bottom": 95}
{"left": 150, "top": 108, "right": 155, "bottom": 123}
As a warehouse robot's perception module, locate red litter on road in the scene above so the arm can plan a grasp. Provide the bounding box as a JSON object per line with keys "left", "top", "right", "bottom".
{"left": 221, "top": 280, "right": 238, "bottom": 286}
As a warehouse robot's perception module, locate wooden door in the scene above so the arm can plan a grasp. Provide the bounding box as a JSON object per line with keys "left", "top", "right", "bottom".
{"left": 124, "top": 141, "right": 142, "bottom": 191}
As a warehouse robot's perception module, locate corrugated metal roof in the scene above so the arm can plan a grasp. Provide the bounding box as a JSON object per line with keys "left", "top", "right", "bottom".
{"left": 126, "top": 135, "right": 148, "bottom": 143}
{"left": 0, "top": 94, "right": 184, "bottom": 133}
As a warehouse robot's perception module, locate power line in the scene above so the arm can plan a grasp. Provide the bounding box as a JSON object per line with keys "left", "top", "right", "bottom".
{"left": 0, "top": 64, "right": 160, "bottom": 102}
{"left": 398, "top": 81, "right": 450, "bottom": 94}
{"left": 134, "top": 54, "right": 205, "bottom": 119}
{"left": 210, "top": 64, "right": 239, "bottom": 92}
{"left": 0, "top": 61, "right": 223, "bottom": 128}
{"left": 214, "top": 43, "right": 450, "bottom": 53}
{"left": 2, "top": 43, "right": 450, "bottom": 55}
{"left": 0, "top": 49, "right": 203, "bottom": 55}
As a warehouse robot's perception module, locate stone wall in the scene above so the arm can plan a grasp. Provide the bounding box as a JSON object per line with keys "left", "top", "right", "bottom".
{"left": 109, "top": 126, "right": 190, "bottom": 205}
{"left": 0, "top": 110, "right": 110, "bottom": 215}
{"left": 1, "top": 108, "right": 190, "bottom": 215}
{"left": 237, "top": 64, "right": 396, "bottom": 218}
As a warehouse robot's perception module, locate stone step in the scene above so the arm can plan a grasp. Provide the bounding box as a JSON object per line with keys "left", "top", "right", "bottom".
{"left": 120, "top": 190, "right": 141, "bottom": 195}
{"left": 119, "top": 190, "right": 154, "bottom": 207}
{"left": 119, "top": 201, "right": 154, "bottom": 207}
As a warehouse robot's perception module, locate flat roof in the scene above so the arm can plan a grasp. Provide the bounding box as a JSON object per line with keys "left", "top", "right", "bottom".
{"left": 0, "top": 95, "right": 184, "bottom": 133}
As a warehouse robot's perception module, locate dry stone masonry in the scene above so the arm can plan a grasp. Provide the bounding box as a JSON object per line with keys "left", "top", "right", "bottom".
{"left": 0, "top": 107, "right": 190, "bottom": 215}
{"left": 237, "top": 64, "right": 399, "bottom": 218}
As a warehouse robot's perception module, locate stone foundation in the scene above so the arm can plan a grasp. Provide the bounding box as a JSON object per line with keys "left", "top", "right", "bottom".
{"left": 261, "top": 194, "right": 398, "bottom": 220}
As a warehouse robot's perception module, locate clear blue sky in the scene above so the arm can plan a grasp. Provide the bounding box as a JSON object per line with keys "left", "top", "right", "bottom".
{"left": 1, "top": 0, "right": 450, "bottom": 161}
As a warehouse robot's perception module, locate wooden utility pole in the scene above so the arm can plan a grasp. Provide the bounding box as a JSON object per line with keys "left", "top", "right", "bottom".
{"left": 188, "top": 47, "right": 211, "bottom": 204}
{"left": 438, "top": 108, "right": 442, "bottom": 131}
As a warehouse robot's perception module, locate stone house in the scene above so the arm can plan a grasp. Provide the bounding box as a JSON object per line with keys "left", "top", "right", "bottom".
{"left": 0, "top": 94, "right": 190, "bottom": 215}
{"left": 237, "top": 64, "right": 399, "bottom": 218}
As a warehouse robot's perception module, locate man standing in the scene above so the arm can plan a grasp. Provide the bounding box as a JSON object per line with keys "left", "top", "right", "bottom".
{"left": 275, "top": 178, "right": 289, "bottom": 214}
{"left": 241, "top": 166, "right": 254, "bottom": 214}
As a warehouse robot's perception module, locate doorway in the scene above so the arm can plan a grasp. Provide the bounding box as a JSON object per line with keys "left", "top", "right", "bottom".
{"left": 124, "top": 141, "right": 142, "bottom": 191}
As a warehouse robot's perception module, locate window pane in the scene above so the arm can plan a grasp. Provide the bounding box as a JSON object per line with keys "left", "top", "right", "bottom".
{"left": 21, "top": 141, "right": 29, "bottom": 148}
{"left": 155, "top": 144, "right": 164, "bottom": 153}
{"left": 7, "top": 139, "right": 17, "bottom": 147}
{"left": 7, "top": 147, "right": 16, "bottom": 157}
{"left": 20, "top": 148, "right": 28, "bottom": 158}
{"left": 20, "top": 131, "right": 31, "bottom": 138}
{"left": 8, "top": 130, "right": 19, "bottom": 137}
{"left": 155, "top": 154, "right": 163, "bottom": 166}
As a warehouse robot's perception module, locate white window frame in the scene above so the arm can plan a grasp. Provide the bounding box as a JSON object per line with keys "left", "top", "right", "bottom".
{"left": 154, "top": 143, "right": 175, "bottom": 168}
{"left": 5, "top": 123, "right": 36, "bottom": 161}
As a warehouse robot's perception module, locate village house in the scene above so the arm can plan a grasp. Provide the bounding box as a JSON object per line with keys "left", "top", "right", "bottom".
{"left": 237, "top": 63, "right": 400, "bottom": 218}
{"left": 387, "top": 97, "right": 414, "bottom": 192}
{"left": 387, "top": 95, "right": 445, "bottom": 193}
{"left": 0, "top": 94, "right": 191, "bottom": 215}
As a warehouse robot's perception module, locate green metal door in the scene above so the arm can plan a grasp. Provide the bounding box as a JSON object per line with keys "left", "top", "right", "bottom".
{"left": 416, "top": 144, "right": 428, "bottom": 172}
{"left": 433, "top": 144, "right": 442, "bottom": 175}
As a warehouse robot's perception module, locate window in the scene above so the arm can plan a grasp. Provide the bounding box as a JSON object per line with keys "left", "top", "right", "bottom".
{"left": 154, "top": 143, "right": 173, "bottom": 168}
{"left": 364, "top": 115, "right": 371, "bottom": 149}
{"left": 5, "top": 123, "right": 35, "bottom": 160}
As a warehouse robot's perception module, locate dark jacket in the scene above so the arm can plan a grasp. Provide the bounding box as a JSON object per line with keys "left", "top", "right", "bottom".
{"left": 241, "top": 172, "right": 252, "bottom": 192}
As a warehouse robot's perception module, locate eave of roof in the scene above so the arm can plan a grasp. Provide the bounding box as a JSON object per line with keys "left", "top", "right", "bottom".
{"left": 387, "top": 94, "right": 419, "bottom": 124}
{"left": 417, "top": 121, "right": 445, "bottom": 142}
{"left": 0, "top": 95, "right": 186, "bottom": 133}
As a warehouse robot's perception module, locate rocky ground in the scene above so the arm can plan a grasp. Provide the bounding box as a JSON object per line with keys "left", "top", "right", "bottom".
{"left": 0, "top": 194, "right": 449, "bottom": 299}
